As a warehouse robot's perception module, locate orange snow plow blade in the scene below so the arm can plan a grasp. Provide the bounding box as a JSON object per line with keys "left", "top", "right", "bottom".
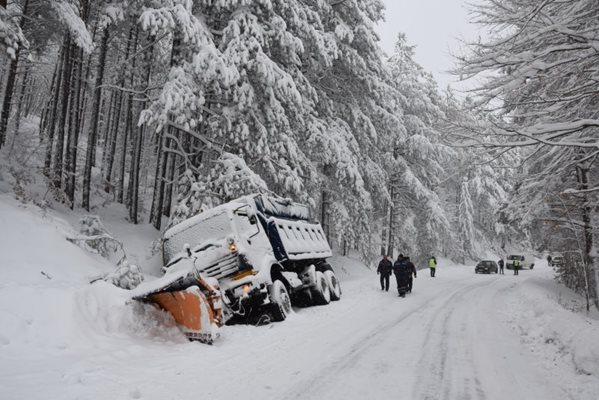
{"left": 133, "top": 272, "right": 224, "bottom": 344}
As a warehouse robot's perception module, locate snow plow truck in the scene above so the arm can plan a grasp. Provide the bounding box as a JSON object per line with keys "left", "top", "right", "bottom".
{"left": 133, "top": 194, "right": 341, "bottom": 343}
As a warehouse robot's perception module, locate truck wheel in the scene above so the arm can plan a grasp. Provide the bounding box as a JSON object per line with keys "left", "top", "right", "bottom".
{"left": 324, "top": 270, "right": 341, "bottom": 301}
{"left": 269, "top": 280, "right": 292, "bottom": 322}
{"left": 311, "top": 271, "right": 331, "bottom": 305}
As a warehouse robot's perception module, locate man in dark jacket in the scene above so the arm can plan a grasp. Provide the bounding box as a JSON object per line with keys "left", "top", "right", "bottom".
{"left": 405, "top": 256, "right": 417, "bottom": 293}
{"left": 377, "top": 255, "right": 393, "bottom": 291}
{"left": 393, "top": 254, "right": 410, "bottom": 297}
{"left": 498, "top": 259, "right": 504, "bottom": 274}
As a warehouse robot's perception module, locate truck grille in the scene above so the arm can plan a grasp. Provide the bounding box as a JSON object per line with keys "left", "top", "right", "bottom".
{"left": 197, "top": 252, "right": 239, "bottom": 280}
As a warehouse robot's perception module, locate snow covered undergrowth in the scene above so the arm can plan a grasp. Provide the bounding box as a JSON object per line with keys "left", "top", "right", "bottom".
{"left": 1, "top": 194, "right": 599, "bottom": 400}
{"left": 503, "top": 269, "right": 599, "bottom": 393}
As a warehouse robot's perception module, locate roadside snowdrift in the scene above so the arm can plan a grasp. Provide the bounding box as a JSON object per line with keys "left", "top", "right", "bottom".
{"left": 505, "top": 273, "right": 599, "bottom": 387}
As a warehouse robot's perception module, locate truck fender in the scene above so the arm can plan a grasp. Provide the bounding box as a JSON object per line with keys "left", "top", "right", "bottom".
{"left": 315, "top": 261, "right": 333, "bottom": 272}
{"left": 269, "top": 263, "right": 306, "bottom": 293}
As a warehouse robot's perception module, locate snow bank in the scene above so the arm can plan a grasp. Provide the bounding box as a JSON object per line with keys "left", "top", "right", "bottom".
{"left": 504, "top": 269, "right": 599, "bottom": 395}
{"left": 0, "top": 196, "right": 184, "bottom": 367}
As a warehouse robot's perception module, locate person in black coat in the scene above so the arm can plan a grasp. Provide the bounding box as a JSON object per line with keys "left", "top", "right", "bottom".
{"left": 377, "top": 255, "right": 393, "bottom": 291}
{"left": 393, "top": 254, "right": 410, "bottom": 297}
{"left": 498, "top": 259, "right": 504, "bottom": 274}
{"left": 405, "top": 256, "right": 417, "bottom": 293}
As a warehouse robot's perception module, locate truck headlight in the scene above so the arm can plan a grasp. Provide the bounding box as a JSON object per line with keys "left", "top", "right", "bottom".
{"left": 227, "top": 238, "right": 237, "bottom": 253}
{"left": 234, "top": 283, "right": 253, "bottom": 298}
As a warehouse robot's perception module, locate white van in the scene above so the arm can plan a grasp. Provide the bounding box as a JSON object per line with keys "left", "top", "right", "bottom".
{"left": 506, "top": 254, "right": 535, "bottom": 270}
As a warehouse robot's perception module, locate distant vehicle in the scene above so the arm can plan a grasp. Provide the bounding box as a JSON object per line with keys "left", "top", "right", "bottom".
{"left": 551, "top": 255, "right": 564, "bottom": 267}
{"left": 506, "top": 254, "right": 535, "bottom": 270}
{"left": 475, "top": 260, "right": 498, "bottom": 274}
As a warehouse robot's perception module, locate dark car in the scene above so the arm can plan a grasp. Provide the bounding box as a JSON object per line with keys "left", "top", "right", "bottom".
{"left": 475, "top": 260, "right": 498, "bottom": 274}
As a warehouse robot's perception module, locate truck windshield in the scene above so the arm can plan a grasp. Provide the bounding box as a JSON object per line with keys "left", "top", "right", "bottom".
{"left": 163, "top": 211, "right": 232, "bottom": 265}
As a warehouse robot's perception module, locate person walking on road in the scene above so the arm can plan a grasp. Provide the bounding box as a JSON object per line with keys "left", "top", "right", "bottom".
{"left": 513, "top": 258, "right": 521, "bottom": 275}
{"left": 405, "top": 256, "right": 417, "bottom": 293}
{"left": 498, "top": 258, "right": 504, "bottom": 274}
{"left": 393, "top": 254, "right": 410, "bottom": 297}
{"left": 377, "top": 255, "right": 393, "bottom": 291}
{"left": 428, "top": 255, "right": 437, "bottom": 277}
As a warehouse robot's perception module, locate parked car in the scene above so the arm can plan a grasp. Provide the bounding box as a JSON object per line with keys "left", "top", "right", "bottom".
{"left": 506, "top": 254, "right": 535, "bottom": 270}
{"left": 475, "top": 260, "right": 498, "bottom": 274}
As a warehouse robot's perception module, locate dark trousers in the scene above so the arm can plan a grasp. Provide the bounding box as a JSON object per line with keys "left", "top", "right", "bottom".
{"left": 500, "top": 267, "right": 504, "bottom": 274}
{"left": 380, "top": 274, "right": 390, "bottom": 291}
{"left": 394, "top": 272, "right": 409, "bottom": 296}
{"left": 514, "top": 267, "right": 519, "bottom": 275}
{"left": 408, "top": 277, "right": 413, "bottom": 293}
{"left": 430, "top": 267, "right": 436, "bottom": 277}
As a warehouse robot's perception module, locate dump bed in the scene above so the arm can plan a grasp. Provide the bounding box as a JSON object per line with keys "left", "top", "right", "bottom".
{"left": 266, "top": 217, "right": 332, "bottom": 261}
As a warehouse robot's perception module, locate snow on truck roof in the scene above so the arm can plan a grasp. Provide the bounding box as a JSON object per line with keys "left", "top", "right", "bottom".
{"left": 163, "top": 202, "right": 243, "bottom": 239}
{"left": 164, "top": 194, "right": 311, "bottom": 239}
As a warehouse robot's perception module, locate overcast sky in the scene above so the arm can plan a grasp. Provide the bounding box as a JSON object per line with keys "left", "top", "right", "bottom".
{"left": 376, "top": 0, "right": 482, "bottom": 91}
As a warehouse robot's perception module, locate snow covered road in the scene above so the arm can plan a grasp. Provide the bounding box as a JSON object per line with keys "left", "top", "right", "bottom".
{"left": 274, "top": 265, "right": 580, "bottom": 400}
{"left": 1, "top": 199, "right": 598, "bottom": 400}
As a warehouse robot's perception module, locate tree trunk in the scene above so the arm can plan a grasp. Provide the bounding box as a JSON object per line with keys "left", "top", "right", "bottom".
{"left": 44, "top": 43, "right": 67, "bottom": 175}
{"left": 0, "top": 50, "right": 19, "bottom": 148}
{"left": 78, "top": 7, "right": 97, "bottom": 137}
{"left": 321, "top": 189, "right": 330, "bottom": 243}
{"left": 0, "top": 0, "right": 29, "bottom": 149}
{"left": 381, "top": 202, "right": 388, "bottom": 256}
{"left": 103, "top": 90, "right": 123, "bottom": 194}
{"left": 82, "top": 29, "right": 110, "bottom": 211}
{"left": 150, "top": 127, "right": 167, "bottom": 230}
{"left": 101, "top": 90, "right": 116, "bottom": 168}
{"left": 576, "top": 163, "right": 597, "bottom": 311}
{"left": 52, "top": 38, "right": 75, "bottom": 189}
{"left": 387, "top": 182, "right": 395, "bottom": 259}
{"left": 104, "top": 25, "right": 135, "bottom": 195}
{"left": 129, "top": 34, "right": 155, "bottom": 224}
{"left": 11, "top": 60, "right": 29, "bottom": 145}
{"left": 117, "top": 23, "right": 139, "bottom": 204}
{"left": 65, "top": 47, "right": 84, "bottom": 206}
{"left": 150, "top": 33, "right": 183, "bottom": 229}
{"left": 40, "top": 57, "right": 60, "bottom": 135}
{"left": 162, "top": 133, "right": 177, "bottom": 217}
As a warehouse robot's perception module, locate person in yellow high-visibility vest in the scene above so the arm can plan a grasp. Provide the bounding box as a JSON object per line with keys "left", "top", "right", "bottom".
{"left": 513, "top": 259, "right": 521, "bottom": 275}
{"left": 428, "top": 255, "right": 437, "bottom": 277}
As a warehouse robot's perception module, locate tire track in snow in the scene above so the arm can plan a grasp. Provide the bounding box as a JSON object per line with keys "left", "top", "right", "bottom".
{"left": 278, "top": 280, "right": 489, "bottom": 400}
{"left": 412, "top": 279, "right": 493, "bottom": 400}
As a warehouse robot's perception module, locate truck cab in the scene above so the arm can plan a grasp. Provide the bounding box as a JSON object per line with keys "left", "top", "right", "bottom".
{"left": 161, "top": 194, "right": 341, "bottom": 324}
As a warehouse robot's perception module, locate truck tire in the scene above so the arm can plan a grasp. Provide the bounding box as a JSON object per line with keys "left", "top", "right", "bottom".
{"left": 269, "top": 280, "right": 292, "bottom": 322}
{"left": 311, "top": 271, "right": 331, "bottom": 305}
{"left": 324, "top": 270, "right": 341, "bottom": 301}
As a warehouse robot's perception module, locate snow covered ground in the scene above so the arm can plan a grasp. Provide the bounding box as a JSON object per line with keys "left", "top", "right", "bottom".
{"left": 1, "top": 195, "right": 598, "bottom": 400}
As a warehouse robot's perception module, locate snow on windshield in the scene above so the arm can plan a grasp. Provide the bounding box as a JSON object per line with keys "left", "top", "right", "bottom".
{"left": 163, "top": 211, "right": 231, "bottom": 264}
